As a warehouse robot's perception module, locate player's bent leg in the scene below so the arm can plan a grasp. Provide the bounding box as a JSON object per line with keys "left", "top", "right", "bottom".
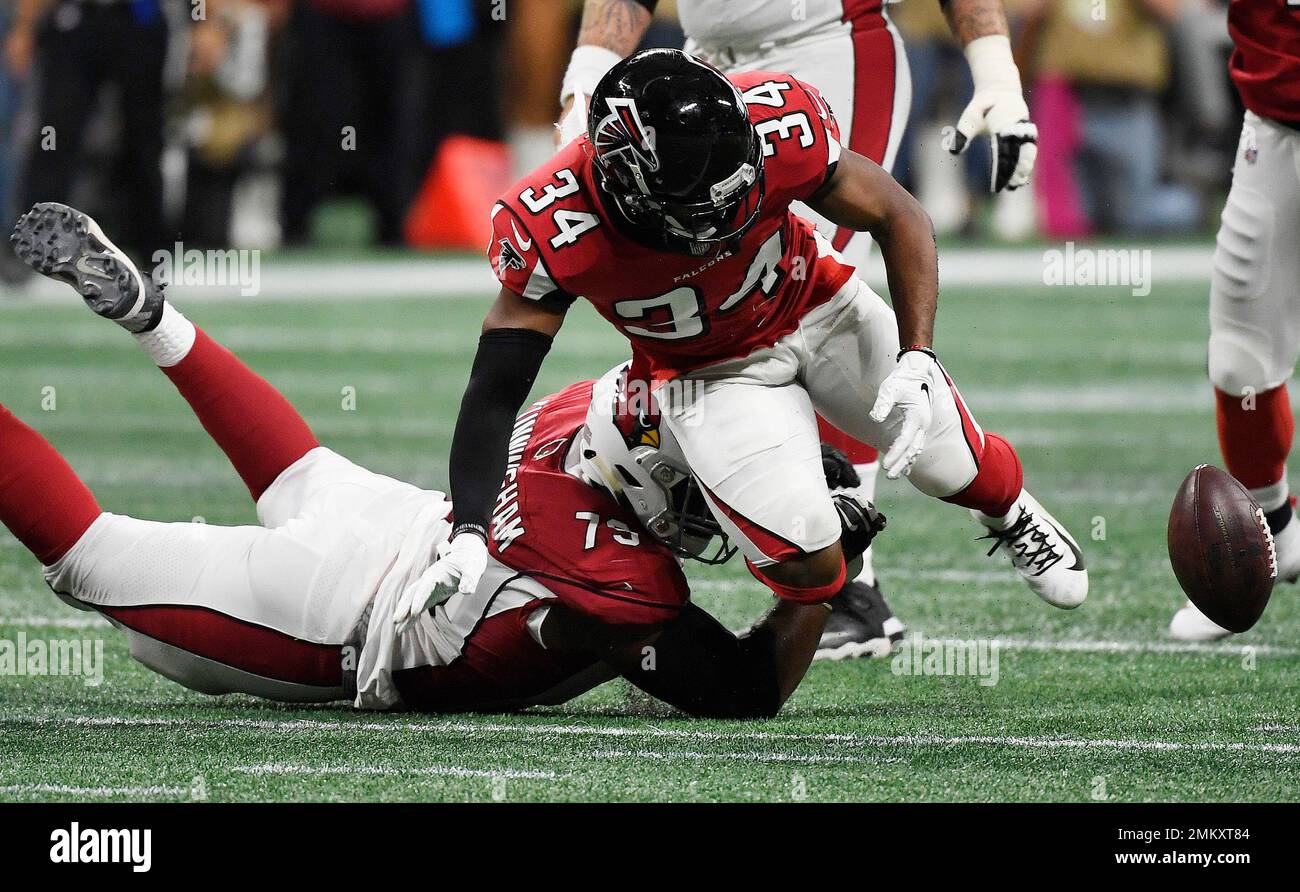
{"left": 1175, "top": 113, "right": 1300, "bottom": 640}
{"left": 657, "top": 375, "right": 845, "bottom": 594}
{"left": 913, "top": 384, "right": 1088, "bottom": 610}
{"left": 43, "top": 512, "right": 359, "bottom": 702}
{"left": 747, "top": 542, "right": 847, "bottom": 602}
{"left": 1206, "top": 149, "right": 1300, "bottom": 579}
{"left": 12, "top": 203, "right": 322, "bottom": 504}
{"left": 801, "top": 277, "right": 1088, "bottom": 608}
{"left": 160, "top": 328, "right": 321, "bottom": 502}
{"left": 0, "top": 403, "right": 104, "bottom": 577}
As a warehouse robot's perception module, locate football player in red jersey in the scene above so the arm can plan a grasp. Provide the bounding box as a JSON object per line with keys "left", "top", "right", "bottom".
{"left": 423, "top": 49, "right": 1087, "bottom": 629}
{"left": 3, "top": 203, "right": 888, "bottom": 716}
{"left": 553, "top": 0, "right": 1037, "bottom": 660}
{"left": 1170, "top": 0, "right": 1300, "bottom": 641}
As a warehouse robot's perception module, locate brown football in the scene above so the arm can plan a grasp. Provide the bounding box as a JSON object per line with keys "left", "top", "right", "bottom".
{"left": 1168, "top": 464, "right": 1277, "bottom": 633}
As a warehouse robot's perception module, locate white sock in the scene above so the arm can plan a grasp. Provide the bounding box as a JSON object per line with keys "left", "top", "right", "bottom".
{"left": 134, "top": 303, "right": 196, "bottom": 368}
{"left": 1251, "top": 478, "right": 1290, "bottom": 515}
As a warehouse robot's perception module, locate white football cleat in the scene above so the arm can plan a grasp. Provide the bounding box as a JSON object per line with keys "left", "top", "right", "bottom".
{"left": 1169, "top": 600, "right": 1232, "bottom": 641}
{"left": 974, "top": 489, "right": 1088, "bottom": 609}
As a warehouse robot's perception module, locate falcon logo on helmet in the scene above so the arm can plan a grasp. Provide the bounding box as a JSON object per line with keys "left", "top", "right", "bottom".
{"left": 594, "top": 97, "right": 661, "bottom": 182}
{"left": 587, "top": 48, "right": 765, "bottom": 257}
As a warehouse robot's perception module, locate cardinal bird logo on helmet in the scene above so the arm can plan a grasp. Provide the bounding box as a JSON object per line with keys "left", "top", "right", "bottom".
{"left": 608, "top": 364, "right": 662, "bottom": 449}
{"left": 594, "top": 97, "right": 661, "bottom": 177}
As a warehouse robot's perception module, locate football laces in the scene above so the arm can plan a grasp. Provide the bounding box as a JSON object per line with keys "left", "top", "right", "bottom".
{"left": 1254, "top": 503, "right": 1279, "bottom": 580}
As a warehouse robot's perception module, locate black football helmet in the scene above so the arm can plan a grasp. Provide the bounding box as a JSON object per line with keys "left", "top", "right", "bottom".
{"left": 587, "top": 48, "right": 764, "bottom": 256}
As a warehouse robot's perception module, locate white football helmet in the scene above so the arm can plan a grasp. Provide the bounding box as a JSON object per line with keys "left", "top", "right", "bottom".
{"left": 579, "top": 363, "right": 736, "bottom": 564}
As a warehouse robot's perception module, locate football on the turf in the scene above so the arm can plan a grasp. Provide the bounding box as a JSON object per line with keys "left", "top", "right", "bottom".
{"left": 1168, "top": 464, "right": 1277, "bottom": 633}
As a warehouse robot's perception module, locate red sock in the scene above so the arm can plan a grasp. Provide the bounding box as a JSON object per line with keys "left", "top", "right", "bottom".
{"left": 943, "top": 432, "right": 1023, "bottom": 518}
{"left": 816, "top": 416, "right": 879, "bottom": 465}
{"left": 0, "top": 405, "right": 102, "bottom": 564}
{"left": 1216, "top": 385, "right": 1292, "bottom": 491}
{"left": 163, "top": 328, "right": 319, "bottom": 500}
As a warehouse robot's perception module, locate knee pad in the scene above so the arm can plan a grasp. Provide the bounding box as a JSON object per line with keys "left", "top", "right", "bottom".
{"left": 1208, "top": 327, "right": 1281, "bottom": 396}
{"left": 1212, "top": 184, "right": 1271, "bottom": 304}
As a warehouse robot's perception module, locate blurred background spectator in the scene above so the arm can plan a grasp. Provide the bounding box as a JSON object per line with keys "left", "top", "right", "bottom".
{"left": 891, "top": 0, "right": 993, "bottom": 236}
{"left": 0, "top": 0, "right": 1245, "bottom": 283}
{"left": 182, "top": 0, "right": 287, "bottom": 247}
{"left": 6, "top": 0, "right": 171, "bottom": 256}
{"left": 0, "top": 0, "right": 27, "bottom": 283}
{"left": 280, "top": 0, "right": 422, "bottom": 247}
{"left": 1024, "top": 0, "right": 1203, "bottom": 237}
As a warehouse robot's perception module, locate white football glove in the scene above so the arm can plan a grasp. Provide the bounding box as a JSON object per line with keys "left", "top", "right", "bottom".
{"left": 941, "top": 35, "right": 1038, "bottom": 192}
{"left": 870, "top": 349, "right": 941, "bottom": 480}
{"left": 392, "top": 531, "right": 488, "bottom": 634}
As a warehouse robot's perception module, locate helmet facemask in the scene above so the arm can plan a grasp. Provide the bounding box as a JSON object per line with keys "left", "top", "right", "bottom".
{"left": 580, "top": 365, "right": 737, "bottom": 565}
{"left": 592, "top": 134, "right": 765, "bottom": 258}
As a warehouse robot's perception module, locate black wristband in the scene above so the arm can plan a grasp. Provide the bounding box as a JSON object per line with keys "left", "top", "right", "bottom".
{"left": 448, "top": 328, "right": 553, "bottom": 535}
{"left": 897, "top": 345, "right": 937, "bottom": 362}
{"left": 451, "top": 522, "right": 488, "bottom": 542}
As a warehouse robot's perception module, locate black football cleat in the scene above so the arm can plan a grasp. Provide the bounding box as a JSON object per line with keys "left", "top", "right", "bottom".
{"left": 10, "top": 202, "right": 163, "bottom": 332}
{"left": 814, "top": 579, "right": 906, "bottom": 661}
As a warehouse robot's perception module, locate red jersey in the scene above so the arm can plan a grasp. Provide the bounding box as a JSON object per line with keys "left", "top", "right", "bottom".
{"left": 1229, "top": 0, "right": 1300, "bottom": 124}
{"left": 486, "top": 381, "right": 691, "bottom": 626}
{"left": 488, "top": 71, "right": 856, "bottom": 381}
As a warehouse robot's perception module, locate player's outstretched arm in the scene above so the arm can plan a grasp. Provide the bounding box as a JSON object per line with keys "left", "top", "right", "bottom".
{"left": 541, "top": 601, "right": 829, "bottom": 719}
{"left": 808, "top": 149, "right": 937, "bottom": 353}
{"left": 556, "top": 0, "right": 657, "bottom": 144}
{"left": 808, "top": 149, "right": 943, "bottom": 478}
{"left": 394, "top": 288, "right": 567, "bottom": 631}
{"left": 938, "top": 0, "right": 1037, "bottom": 191}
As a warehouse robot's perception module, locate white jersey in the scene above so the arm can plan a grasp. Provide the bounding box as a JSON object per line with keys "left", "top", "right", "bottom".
{"left": 679, "top": 0, "right": 895, "bottom": 51}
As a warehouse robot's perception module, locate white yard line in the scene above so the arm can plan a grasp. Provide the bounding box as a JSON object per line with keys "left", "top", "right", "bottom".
{"left": 233, "top": 764, "right": 557, "bottom": 780}
{"left": 9, "top": 714, "right": 1298, "bottom": 757}
{"left": 990, "top": 637, "right": 1300, "bottom": 657}
{"left": 584, "top": 749, "right": 892, "bottom": 765}
{"left": 0, "top": 783, "right": 188, "bottom": 798}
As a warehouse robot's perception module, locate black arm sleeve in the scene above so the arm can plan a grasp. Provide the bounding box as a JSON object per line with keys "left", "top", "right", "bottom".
{"left": 632, "top": 0, "right": 660, "bottom": 11}
{"left": 447, "top": 328, "right": 553, "bottom": 537}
